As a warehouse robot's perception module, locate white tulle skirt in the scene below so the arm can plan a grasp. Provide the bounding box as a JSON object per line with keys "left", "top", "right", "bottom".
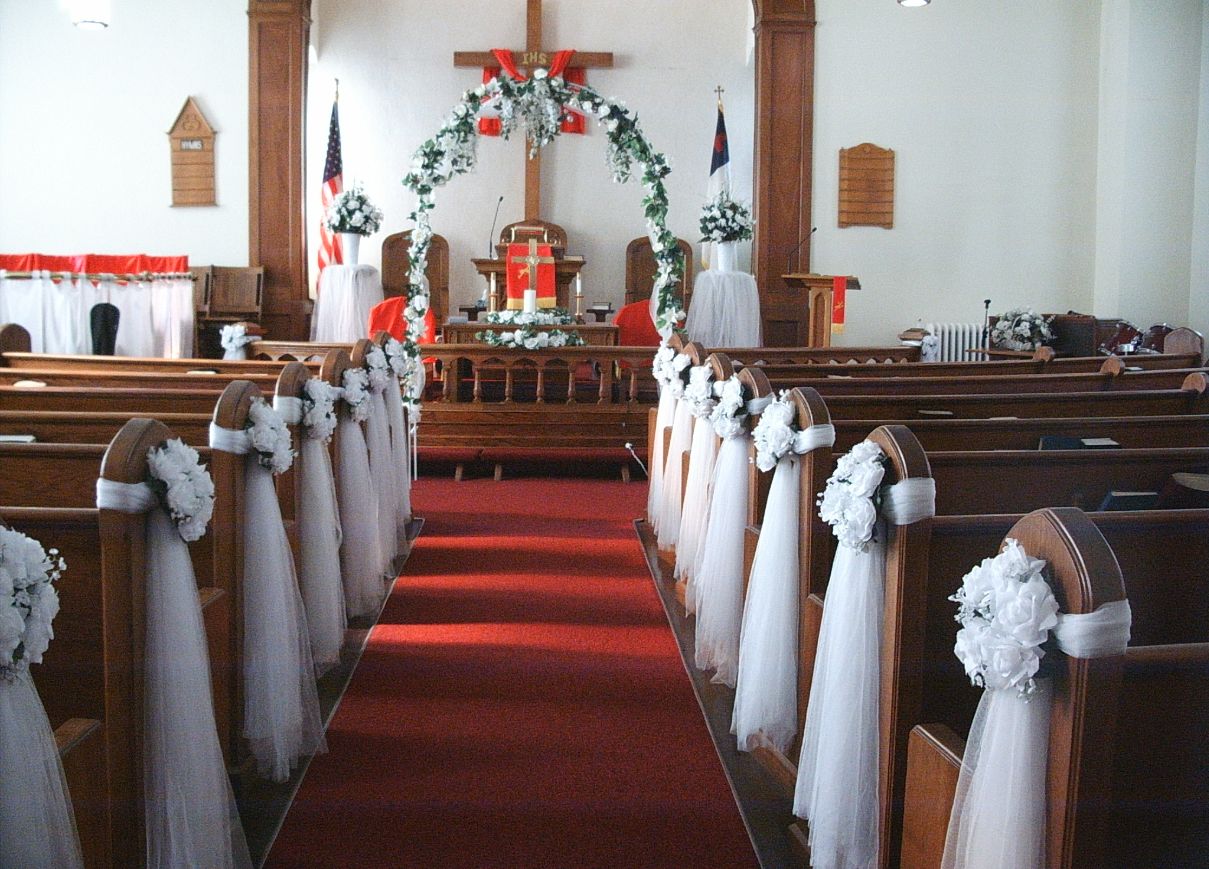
{"left": 692, "top": 435, "right": 751, "bottom": 687}
{"left": 297, "top": 438, "right": 347, "bottom": 676}
{"left": 793, "top": 531, "right": 886, "bottom": 869}
{"left": 143, "top": 507, "right": 252, "bottom": 868}
{"left": 675, "top": 418, "right": 719, "bottom": 595}
{"left": 242, "top": 459, "right": 327, "bottom": 782}
{"left": 385, "top": 378, "right": 412, "bottom": 528}
{"left": 656, "top": 399, "right": 694, "bottom": 549}
{"left": 731, "top": 455, "right": 801, "bottom": 754}
{"left": 647, "top": 388, "right": 676, "bottom": 532}
{"left": 337, "top": 416, "right": 385, "bottom": 619}
{"left": 366, "top": 391, "right": 398, "bottom": 576}
{"left": 0, "top": 670, "right": 83, "bottom": 869}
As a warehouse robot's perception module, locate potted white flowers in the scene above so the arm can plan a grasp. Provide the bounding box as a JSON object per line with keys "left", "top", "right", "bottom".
{"left": 699, "top": 191, "right": 754, "bottom": 272}
{"left": 324, "top": 184, "right": 384, "bottom": 266}
{"left": 990, "top": 307, "right": 1055, "bottom": 352}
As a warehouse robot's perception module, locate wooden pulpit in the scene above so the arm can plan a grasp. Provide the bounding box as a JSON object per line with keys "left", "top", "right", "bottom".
{"left": 472, "top": 256, "right": 585, "bottom": 312}
{"left": 782, "top": 273, "right": 861, "bottom": 347}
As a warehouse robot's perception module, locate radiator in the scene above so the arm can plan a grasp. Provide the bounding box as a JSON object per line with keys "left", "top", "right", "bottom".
{"left": 925, "top": 322, "right": 983, "bottom": 362}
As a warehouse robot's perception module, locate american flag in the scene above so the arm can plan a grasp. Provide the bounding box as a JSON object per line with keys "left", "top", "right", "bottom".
{"left": 317, "top": 99, "right": 343, "bottom": 278}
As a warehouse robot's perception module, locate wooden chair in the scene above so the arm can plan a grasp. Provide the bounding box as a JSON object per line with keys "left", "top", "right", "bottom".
{"left": 625, "top": 236, "right": 694, "bottom": 308}
{"left": 496, "top": 219, "right": 568, "bottom": 257}
{"left": 195, "top": 266, "right": 263, "bottom": 358}
{"left": 380, "top": 231, "right": 449, "bottom": 329}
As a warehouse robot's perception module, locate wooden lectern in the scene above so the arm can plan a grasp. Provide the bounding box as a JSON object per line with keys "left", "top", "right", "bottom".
{"left": 782, "top": 273, "right": 861, "bottom": 347}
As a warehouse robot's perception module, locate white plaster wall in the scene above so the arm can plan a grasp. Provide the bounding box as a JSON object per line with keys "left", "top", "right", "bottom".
{"left": 0, "top": 0, "right": 249, "bottom": 266}
{"left": 1189, "top": 1, "right": 1209, "bottom": 343}
{"left": 812, "top": 0, "right": 1102, "bottom": 346}
{"left": 306, "top": 0, "right": 755, "bottom": 309}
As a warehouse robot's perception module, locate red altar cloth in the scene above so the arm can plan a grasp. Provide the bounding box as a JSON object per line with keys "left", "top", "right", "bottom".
{"left": 504, "top": 243, "right": 556, "bottom": 310}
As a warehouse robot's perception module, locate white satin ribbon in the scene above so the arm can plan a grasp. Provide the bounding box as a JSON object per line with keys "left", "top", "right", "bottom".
{"left": 881, "top": 478, "right": 937, "bottom": 525}
{"left": 793, "top": 423, "right": 836, "bottom": 454}
{"left": 208, "top": 423, "right": 252, "bottom": 455}
{"left": 96, "top": 478, "right": 158, "bottom": 513}
{"left": 273, "top": 396, "right": 303, "bottom": 425}
{"left": 745, "top": 393, "right": 773, "bottom": 414}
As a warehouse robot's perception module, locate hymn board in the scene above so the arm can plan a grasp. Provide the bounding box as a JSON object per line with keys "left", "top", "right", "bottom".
{"left": 453, "top": 0, "right": 613, "bottom": 221}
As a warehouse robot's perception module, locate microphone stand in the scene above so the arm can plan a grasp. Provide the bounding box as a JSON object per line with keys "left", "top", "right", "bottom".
{"left": 785, "top": 226, "right": 818, "bottom": 275}
{"left": 487, "top": 195, "right": 504, "bottom": 259}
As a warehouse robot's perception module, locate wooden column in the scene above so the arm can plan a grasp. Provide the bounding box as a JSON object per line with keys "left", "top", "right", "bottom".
{"left": 752, "top": 0, "right": 816, "bottom": 346}
{"left": 248, "top": 0, "right": 312, "bottom": 340}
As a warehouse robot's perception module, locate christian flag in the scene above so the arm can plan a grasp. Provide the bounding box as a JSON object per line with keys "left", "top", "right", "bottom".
{"left": 317, "top": 99, "right": 343, "bottom": 278}
{"left": 703, "top": 101, "right": 731, "bottom": 269}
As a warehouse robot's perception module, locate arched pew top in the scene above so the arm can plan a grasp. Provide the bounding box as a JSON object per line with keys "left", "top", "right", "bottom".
{"left": 791, "top": 386, "right": 832, "bottom": 431}
{"left": 683, "top": 341, "right": 708, "bottom": 367}
{"left": 1165, "top": 326, "right": 1205, "bottom": 361}
{"left": 738, "top": 366, "right": 772, "bottom": 401}
{"left": 350, "top": 338, "right": 373, "bottom": 367}
{"left": 1099, "top": 356, "right": 1125, "bottom": 377}
{"left": 707, "top": 352, "right": 735, "bottom": 382}
{"left": 212, "top": 380, "right": 260, "bottom": 431}
{"left": 319, "top": 349, "right": 352, "bottom": 388}
{"left": 1008, "top": 507, "right": 1126, "bottom": 616}
{"left": 371, "top": 330, "right": 391, "bottom": 348}
{"left": 100, "top": 417, "right": 173, "bottom": 485}
{"left": 0, "top": 322, "right": 31, "bottom": 355}
{"left": 867, "top": 424, "right": 932, "bottom": 485}
{"left": 1182, "top": 372, "right": 1208, "bottom": 394}
{"left": 274, "top": 361, "right": 310, "bottom": 402}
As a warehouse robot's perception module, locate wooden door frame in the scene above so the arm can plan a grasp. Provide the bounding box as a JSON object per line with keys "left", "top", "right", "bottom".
{"left": 248, "top": 0, "right": 815, "bottom": 343}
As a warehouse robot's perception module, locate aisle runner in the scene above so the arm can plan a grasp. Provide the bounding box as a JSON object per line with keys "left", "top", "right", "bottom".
{"left": 268, "top": 478, "right": 756, "bottom": 868}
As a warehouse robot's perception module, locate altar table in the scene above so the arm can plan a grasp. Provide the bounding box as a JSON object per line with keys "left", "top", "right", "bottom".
{"left": 311, "top": 264, "right": 384, "bottom": 342}
{"left": 685, "top": 270, "right": 762, "bottom": 348}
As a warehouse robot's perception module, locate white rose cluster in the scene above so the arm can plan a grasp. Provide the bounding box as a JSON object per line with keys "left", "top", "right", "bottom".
{"left": 698, "top": 191, "right": 754, "bottom": 243}
{"left": 950, "top": 538, "right": 1060, "bottom": 697}
{"left": 684, "top": 365, "right": 717, "bottom": 419}
{"left": 301, "top": 377, "right": 339, "bottom": 443}
{"left": 247, "top": 397, "right": 294, "bottom": 475}
{"left": 751, "top": 390, "right": 801, "bottom": 472}
{"left": 664, "top": 352, "right": 692, "bottom": 399}
{"left": 817, "top": 440, "right": 887, "bottom": 551}
{"left": 990, "top": 307, "right": 1054, "bottom": 352}
{"left": 324, "top": 184, "right": 383, "bottom": 235}
{"left": 147, "top": 438, "right": 216, "bottom": 543}
{"left": 483, "top": 309, "right": 573, "bottom": 327}
{"left": 341, "top": 368, "right": 371, "bottom": 423}
{"left": 219, "top": 323, "right": 255, "bottom": 354}
{"left": 364, "top": 345, "right": 391, "bottom": 394}
{"left": 709, "top": 377, "right": 749, "bottom": 440}
{"left": 473, "top": 327, "right": 584, "bottom": 349}
{"left": 0, "top": 527, "right": 65, "bottom": 676}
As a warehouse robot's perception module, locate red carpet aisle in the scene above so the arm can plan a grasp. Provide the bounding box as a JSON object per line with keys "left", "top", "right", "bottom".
{"left": 267, "top": 478, "right": 757, "bottom": 868}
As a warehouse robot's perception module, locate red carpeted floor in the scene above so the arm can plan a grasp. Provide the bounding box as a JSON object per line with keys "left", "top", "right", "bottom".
{"left": 266, "top": 477, "right": 757, "bottom": 869}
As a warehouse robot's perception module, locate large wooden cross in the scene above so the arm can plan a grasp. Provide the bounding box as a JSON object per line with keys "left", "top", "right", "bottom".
{"left": 454, "top": 0, "right": 613, "bottom": 221}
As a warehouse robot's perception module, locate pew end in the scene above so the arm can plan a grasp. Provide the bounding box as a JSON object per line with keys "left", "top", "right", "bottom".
{"left": 900, "top": 724, "right": 963, "bottom": 869}
{"left": 0, "top": 321, "right": 31, "bottom": 354}
{"left": 54, "top": 717, "right": 107, "bottom": 869}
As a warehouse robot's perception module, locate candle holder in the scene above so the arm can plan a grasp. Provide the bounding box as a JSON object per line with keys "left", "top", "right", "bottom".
{"left": 488, "top": 283, "right": 500, "bottom": 313}
{"left": 574, "top": 286, "right": 585, "bottom": 324}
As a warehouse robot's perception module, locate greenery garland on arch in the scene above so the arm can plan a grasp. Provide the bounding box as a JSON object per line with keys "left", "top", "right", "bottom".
{"left": 399, "top": 70, "right": 686, "bottom": 372}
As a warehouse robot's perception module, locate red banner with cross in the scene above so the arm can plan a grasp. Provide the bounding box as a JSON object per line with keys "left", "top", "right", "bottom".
{"left": 831, "top": 275, "right": 847, "bottom": 334}
{"left": 505, "top": 242, "right": 557, "bottom": 309}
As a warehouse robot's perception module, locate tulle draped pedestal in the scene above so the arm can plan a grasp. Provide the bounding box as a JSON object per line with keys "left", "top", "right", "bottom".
{"left": 0, "top": 670, "right": 83, "bottom": 869}
{"left": 337, "top": 415, "right": 385, "bottom": 619}
{"left": 692, "top": 435, "right": 751, "bottom": 687}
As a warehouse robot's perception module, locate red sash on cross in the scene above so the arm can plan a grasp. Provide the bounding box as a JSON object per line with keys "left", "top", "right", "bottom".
{"left": 505, "top": 243, "right": 556, "bottom": 309}
{"left": 831, "top": 275, "right": 847, "bottom": 334}
{"left": 478, "top": 49, "right": 585, "bottom": 136}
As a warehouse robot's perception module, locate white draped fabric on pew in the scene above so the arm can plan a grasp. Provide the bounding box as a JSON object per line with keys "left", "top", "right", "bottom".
{"left": 674, "top": 403, "right": 720, "bottom": 593}
{"left": 0, "top": 669, "right": 84, "bottom": 868}
{"left": 336, "top": 399, "right": 385, "bottom": 620}
{"left": 656, "top": 398, "right": 695, "bottom": 549}
{"left": 274, "top": 394, "right": 347, "bottom": 677}
{"left": 310, "top": 265, "right": 384, "bottom": 342}
{"left": 0, "top": 271, "right": 193, "bottom": 357}
{"left": 366, "top": 386, "right": 399, "bottom": 576}
{"left": 209, "top": 424, "right": 326, "bottom": 783}
{"left": 646, "top": 387, "right": 676, "bottom": 536}
{"left": 95, "top": 479, "right": 252, "bottom": 869}
{"left": 685, "top": 270, "right": 761, "bottom": 348}
{"left": 794, "top": 475, "right": 936, "bottom": 869}
{"left": 384, "top": 375, "right": 413, "bottom": 530}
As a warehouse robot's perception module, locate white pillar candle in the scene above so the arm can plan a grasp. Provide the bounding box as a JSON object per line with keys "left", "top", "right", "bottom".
{"left": 575, "top": 274, "right": 583, "bottom": 298}
{"left": 523, "top": 289, "right": 537, "bottom": 314}
{"left": 489, "top": 272, "right": 497, "bottom": 296}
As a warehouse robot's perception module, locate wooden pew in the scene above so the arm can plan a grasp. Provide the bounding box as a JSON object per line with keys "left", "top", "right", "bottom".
{"left": 0, "top": 418, "right": 230, "bottom": 866}
{"left": 0, "top": 366, "right": 280, "bottom": 392}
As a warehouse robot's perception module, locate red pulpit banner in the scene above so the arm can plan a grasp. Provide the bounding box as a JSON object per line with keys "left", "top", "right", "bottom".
{"left": 831, "top": 275, "right": 847, "bottom": 334}
{"left": 505, "top": 243, "right": 556, "bottom": 309}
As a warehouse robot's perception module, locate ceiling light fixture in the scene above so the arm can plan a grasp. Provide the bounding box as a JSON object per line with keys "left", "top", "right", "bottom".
{"left": 897, "top": 0, "right": 931, "bottom": 6}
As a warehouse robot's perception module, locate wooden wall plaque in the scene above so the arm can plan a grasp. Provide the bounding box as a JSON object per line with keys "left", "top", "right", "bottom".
{"left": 168, "top": 97, "right": 216, "bottom": 207}
{"left": 838, "top": 142, "right": 893, "bottom": 228}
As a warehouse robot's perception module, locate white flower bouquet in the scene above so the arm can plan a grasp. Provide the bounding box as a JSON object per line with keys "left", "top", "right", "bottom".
{"left": 950, "top": 538, "right": 1060, "bottom": 696}
{"left": 483, "top": 308, "right": 574, "bottom": 327}
{"left": 147, "top": 438, "right": 215, "bottom": 542}
{"left": 247, "top": 398, "right": 294, "bottom": 475}
{"left": 990, "top": 308, "right": 1054, "bottom": 352}
{"left": 699, "top": 191, "right": 754, "bottom": 243}
{"left": 384, "top": 338, "right": 424, "bottom": 407}
{"left": 709, "top": 377, "right": 749, "bottom": 440}
{"left": 473, "top": 327, "right": 585, "bottom": 349}
{"left": 0, "top": 527, "right": 65, "bottom": 677}
{"left": 683, "top": 365, "right": 717, "bottom": 419}
{"left": 364, "top": 345, "right": 391, "bottom": 393}
{"left": 324, "top": 184, "right": 384, "bottom": 236}
{"left": 817, "top": 440, "right": 887, "bottom": 551}
{"left": 301, "top": 377, "right": 339, "bottom": 443}
{"left": 341, "top": 368, "right": 371, "bottom": 423}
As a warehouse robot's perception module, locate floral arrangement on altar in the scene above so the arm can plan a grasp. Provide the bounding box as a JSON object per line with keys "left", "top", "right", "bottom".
{"left": 324, "top": 184, "right": 383, "bottom": 236}
{"left": 341, "top": 368, "right": 371, "bottom": 423}
{"left": 0, "top": 527, "right": 65, "bottom": 679}
{"left": 301, "top": 378, "right": 339, "bottom": 443}
{"left": 698, "top": 191, "right": 754, "bottom": 243}
{"left": 247, "top": 398, "right": 294, "bottom": 475}
{"left": 483, "top": 308, "right": 574, "bottom": 327}
{"left": 990, "top": 308, "right": 1055, "bottom": 352}
{"left": 475, "top": 327, "right": 585, "bottom": 350}
{"left": 401, "top": 69, "right": 685, "bottom": 357}
{"left": 818, "top": 440, "right": 887, "bottom": 551}
{"left": 709, "top": 377, "right": 749, "bottom": 440}
{"left": 950, "top": 539, "right": 1060, "bottom": 696}
{"left": 147, "top": 438, "right": 215, "bottom": 543}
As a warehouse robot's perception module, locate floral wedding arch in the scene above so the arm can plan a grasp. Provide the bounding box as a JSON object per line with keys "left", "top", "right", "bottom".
{"left": 398, "top": 70, "right": 686, "bottom": 375}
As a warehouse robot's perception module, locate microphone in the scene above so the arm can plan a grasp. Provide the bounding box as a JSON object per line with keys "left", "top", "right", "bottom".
{"left": 487, "top": 195, "right": 504, "bottom": 259}
{"left": 785, "top": 226, "right": 818, "bottom": 274}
